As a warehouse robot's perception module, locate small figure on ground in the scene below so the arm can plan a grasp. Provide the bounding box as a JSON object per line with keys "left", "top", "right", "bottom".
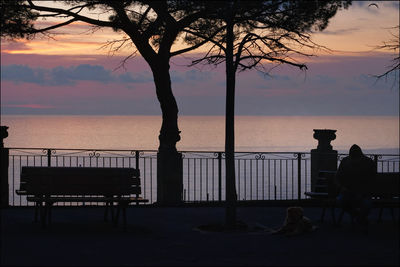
{"left": 335, "top": 144, "right": 376, "bottom": 226}
{"left": 272, "top": 206, "right": 316, "bottom": 236}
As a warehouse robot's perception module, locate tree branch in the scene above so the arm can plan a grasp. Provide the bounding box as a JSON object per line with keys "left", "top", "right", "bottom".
{"left": 171, "top": 26, "right": 226, "bottom": 57}
{"left": 25, "top": 0, "right": 116, "bottom": 28}
{"left": 107, "top": 1, "right": 157, "bottom": 62}
{"left": 238, "top": 55, "right": 307, "bottom": 70}
{"left": 138, "top": 6, "right": 152, "bottom": 29}
{"left": 181, "top": 28, "right": 226, "bottom": 53}
{"left": 29, "top": 18, "right": 77, "bottom": 34}
{"left": 234, "top": 32, "right": 256, "bottom": 72}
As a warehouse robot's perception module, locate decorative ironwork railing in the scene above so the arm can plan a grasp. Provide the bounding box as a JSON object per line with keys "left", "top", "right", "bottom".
{"left": 6, "top": 147, "right": 400, "bottom": 206}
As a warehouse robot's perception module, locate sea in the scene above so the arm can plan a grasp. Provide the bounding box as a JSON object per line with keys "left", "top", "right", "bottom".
{"left": 1, "top": 115, "right": 399, "bottom": 154}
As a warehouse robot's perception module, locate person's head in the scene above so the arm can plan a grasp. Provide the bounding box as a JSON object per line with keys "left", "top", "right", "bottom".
{"left": 349, "top": 144, "right": 363, "bottom": 158}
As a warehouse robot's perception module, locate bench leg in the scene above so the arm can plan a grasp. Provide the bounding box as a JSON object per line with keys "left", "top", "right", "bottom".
{"left": 47, "top": 202, "right": 53, "bottom": 225}
{"left": 38, "top": 201, "right": 54, "bottom": 228}
{"left": 115, "top": 202, "right": 128, "bottom": 231}
{"left": 105, "top": 201, "right": 115, "bottom": 223}
{"left": 122, "top": 204, "right": 127, "bottom": 232}
{"left": 331, "top": 207, "right": 337, "bottom": 225}
{"left": 110, "top": 202, "right": 115, "bottom": 222}
{"left": 40, "top": 202, "right": 47, "bottom": 228}
{"left": 104, "top": 202, "right": 110, "bottom": 222}
{"left": 337, "top": 209, "right": 344, "bottom": 226}
{"left": 390, "top": 207, "right": 395, "bottom": 223}
{"left": 377, "top": 205, "right": 398, "bottom": 224}
{"left": 320, "top": 206, "right": 326, "bottom": 223}
{"left": 114, "top": 205, "right": 120, "bottom": 227}
{"left": 34, "top": 202, "right": 39, "bottom": 223}
{"left": 378, "top": 207, "right": 383, "bottom": 223}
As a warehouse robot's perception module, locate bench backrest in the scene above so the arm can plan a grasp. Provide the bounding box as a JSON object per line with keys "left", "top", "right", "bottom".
{"left": 372, "top": 172, "right": 399, "bottom": 198}
{"left": 317, "top": 170, "right": 399, "bottom": 198}
{"left": 318, "top": 170, "right": 339, "bottom": 197}
{"left": 20, "top": 167, "right": 141, "bottom": 196}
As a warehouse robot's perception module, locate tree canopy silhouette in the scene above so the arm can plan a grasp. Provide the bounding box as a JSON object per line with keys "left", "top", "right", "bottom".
{"left": 1, "top": 0, "right": 38, "bottom": 39}
{"left": 182, "top": 0, "right": 351, "bottom": 226}
{"left": 1, "top": 0, "right": 220, "bottom": 153}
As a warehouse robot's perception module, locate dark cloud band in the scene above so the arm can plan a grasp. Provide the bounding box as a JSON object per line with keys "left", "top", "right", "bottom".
{"left": 1, "top": 64, "right": 216, "bottom": 86}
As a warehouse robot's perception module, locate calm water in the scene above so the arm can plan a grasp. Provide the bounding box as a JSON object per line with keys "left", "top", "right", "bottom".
{"left": 1, "top": 115, "right": 399, "bottom": 154}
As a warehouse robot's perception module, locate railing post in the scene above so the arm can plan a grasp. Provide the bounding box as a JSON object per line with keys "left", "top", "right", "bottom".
{"left": 310, "top": 129, "right": 338, "bottom": 192}
{"left": 1, "top": 126, "right": 9, "bottom": 208}
{"left": 135, "top": 150, "right": 140, "bottom": 169}
{"left": 373, "top": 154, "right": 379, "bottom": 172}
{"left": 47, "top": 149, "right": 51, "bottom": 167}
{"left": 297, "top": 153, "right": 301, "bottom": 201}
{"left": 218, "top": 152, "right": 222, "bottom": 202}
{"left": 157, "top": 150, "right": 183, "bottom": 205}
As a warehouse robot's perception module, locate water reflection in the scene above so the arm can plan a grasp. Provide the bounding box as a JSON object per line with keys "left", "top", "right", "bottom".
{"left": 2, "top": 115, "right": 399, "bottom": 154}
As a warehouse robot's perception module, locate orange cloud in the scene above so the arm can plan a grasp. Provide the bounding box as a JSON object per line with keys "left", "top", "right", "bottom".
{"left": 4, "top": 104, "right": 55, "bottom": 109}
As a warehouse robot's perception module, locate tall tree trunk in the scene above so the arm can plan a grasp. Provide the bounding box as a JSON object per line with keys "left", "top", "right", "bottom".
{"left": 151, "top": 60, "right": 181, "bottom": 152}
{"left": 225, "top": 3, "right": 237, "bottom": 227}
{"left": 151, "top": 59, "right": 183, "bottom": 205}
{"left": 126, "top": 30, "right": 183, "bottom": 205}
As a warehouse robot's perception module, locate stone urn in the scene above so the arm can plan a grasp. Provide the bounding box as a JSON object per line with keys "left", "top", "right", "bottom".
{"left": 313, "top": 129, "right": 336, "bottom": 151}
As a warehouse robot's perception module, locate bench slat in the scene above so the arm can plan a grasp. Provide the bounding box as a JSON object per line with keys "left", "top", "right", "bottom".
{"left": 26, "top": 196, "right": 149, "bottom": 203}
{"left": 23, "top": 186, "right": 141, "bottom": 195}
{"left": 21, "top": 166, "right": 139, "bottom": 177}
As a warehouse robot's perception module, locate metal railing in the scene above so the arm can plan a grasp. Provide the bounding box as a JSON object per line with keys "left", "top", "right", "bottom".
{"left": 6, "top": 147, "right": 400, "bottom": 206}
{"left": 181, "top": 152, "right": 311, "bottom": 203}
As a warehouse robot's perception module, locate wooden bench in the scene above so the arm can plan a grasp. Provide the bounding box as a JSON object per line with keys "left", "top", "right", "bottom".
{"left": 305, "top": 171, "right": 399, "bottom": 224}
{"left": 16, "top": 166, "right": 149, "bottom": 229}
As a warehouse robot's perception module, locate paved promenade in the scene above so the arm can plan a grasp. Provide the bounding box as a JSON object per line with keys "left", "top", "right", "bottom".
{"left": 1, "top": 205, "right": 399, "bottom": 266}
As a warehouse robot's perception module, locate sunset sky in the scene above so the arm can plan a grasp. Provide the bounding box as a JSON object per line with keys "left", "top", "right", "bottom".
{"left": 1, "top": 1, "right": 399, "bottom": 116}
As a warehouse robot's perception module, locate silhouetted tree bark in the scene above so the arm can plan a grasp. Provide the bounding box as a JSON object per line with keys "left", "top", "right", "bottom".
{"left": 224, "top": 1, "right": 237, "bottom": 228}
{"left": 184, "top": 0, "right": 351, "bottom": 226}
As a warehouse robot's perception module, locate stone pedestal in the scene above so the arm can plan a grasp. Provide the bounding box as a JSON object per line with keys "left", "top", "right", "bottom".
{"left": 1, "top": 126, "right": 9, "bottom": 208}
{"left": 157, "top": 150, "right": 183, "bottom": 205}
{"left": 311, "top": 129, "right": 338, "bottom": 192}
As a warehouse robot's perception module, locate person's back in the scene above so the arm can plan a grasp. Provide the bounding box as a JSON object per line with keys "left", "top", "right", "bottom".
{"left": 336, "top": 153, "right": 375, "bottom": 196}
{"left": 335, "top": 144, "right": 376, "bottom": 226}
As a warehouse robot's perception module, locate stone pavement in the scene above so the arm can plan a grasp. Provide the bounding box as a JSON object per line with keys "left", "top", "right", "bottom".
{"left": 1, "top": 206, "right": 399, "bottom": 266}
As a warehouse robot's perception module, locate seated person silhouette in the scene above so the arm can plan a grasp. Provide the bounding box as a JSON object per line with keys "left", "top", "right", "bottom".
{"left": 335, "top": 144, "right": 376, "bottom": 226}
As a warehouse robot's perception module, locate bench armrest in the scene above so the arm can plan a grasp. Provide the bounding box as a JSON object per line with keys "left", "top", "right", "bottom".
{"left": 15, "top": 190, "right": 29, "bottom": 195}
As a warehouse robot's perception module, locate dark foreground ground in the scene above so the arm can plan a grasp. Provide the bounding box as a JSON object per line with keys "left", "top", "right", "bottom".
{"left": 1, "top": 205, "right": 399, "bottom": 266}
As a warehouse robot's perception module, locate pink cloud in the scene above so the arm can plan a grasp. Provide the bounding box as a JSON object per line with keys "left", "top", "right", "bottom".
{"left": 3, "top": 104, "right": 55, "bottom": 109}
{"left": 0, "top": 41, "right": 32, "bottom": 53}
